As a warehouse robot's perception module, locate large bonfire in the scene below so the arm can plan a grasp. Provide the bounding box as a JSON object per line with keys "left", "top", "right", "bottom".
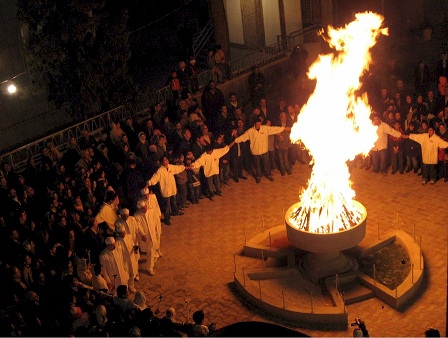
{"left": 289, "top": 12, "right": 388, "bottom": 233}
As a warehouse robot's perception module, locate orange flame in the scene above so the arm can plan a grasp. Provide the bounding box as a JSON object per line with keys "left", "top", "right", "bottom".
{"left": 289, "top": 12, "right": 388, "bottom": 233}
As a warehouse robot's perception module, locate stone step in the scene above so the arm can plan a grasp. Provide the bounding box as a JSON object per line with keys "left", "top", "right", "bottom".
{"left": 339, "top": 281, "right": 375, "bottom": 305}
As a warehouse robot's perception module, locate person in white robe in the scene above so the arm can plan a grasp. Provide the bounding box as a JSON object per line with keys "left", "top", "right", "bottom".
{"left": 139, "top": 187, "right": 163, "bottom": 257}
{"left": 115, "top": 208, "right": 146, "bottom": 280}
{"left": 115, "top": 220, "right": 141, "bottom": 283}
{"left": 134, "top": 200, "right": 161, "bottom": 276}
{"left": 99, "top": 236, "right": 136, "bottom": 293}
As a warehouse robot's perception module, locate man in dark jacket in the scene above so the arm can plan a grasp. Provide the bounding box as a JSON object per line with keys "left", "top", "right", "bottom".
{"left": 201, "top": 80, "right": 225, "bottom": 134}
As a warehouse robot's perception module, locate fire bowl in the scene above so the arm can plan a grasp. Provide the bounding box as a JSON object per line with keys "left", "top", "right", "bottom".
{"left": 286, "top": 200, "right": 367, "bottom": 253}
{"left": 286, "top": 200, "right": 367, "bottom": 280}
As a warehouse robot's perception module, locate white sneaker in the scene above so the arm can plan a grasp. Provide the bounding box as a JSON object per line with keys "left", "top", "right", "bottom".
{"left": 147, "top": 269, "right": 155, "bottom": 276}
{"left": 134, "top": 274, "right": 140, "bottom": 281}
{"left": 157, "top": 250, "right": 163, "bottom": 257}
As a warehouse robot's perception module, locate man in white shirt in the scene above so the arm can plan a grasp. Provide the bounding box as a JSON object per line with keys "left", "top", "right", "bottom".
{"left": 370, "top": 113, "right": 403, "bottom": 175}
{"left": 405, "top": 126, "right": 448, "bottom": 184}
{"left": 191, "top": 142, "right": 235, "bottom": 200}
{"left": 234, "top": 117, "right": 288, "bottom": 183}
{"left": 147, "top": 156, "right": 185, "bottom": 225}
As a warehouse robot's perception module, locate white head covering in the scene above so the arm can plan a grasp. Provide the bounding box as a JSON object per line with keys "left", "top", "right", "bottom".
{"left": 120, "top": 208, "right": 130, "bottom": 216}
{"left": 137, "top": 200, "right": 147, "bottom": 209}
{"left": 115, "top": 223, "right": 125, "bottom": 233}
{"left": 141, "top": 187, "right": 149, "bottom": 195}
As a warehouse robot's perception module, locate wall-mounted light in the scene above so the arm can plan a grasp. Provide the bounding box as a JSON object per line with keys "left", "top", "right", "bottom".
{"left": 7, "top": 83, "right": 17, "bottom": 94}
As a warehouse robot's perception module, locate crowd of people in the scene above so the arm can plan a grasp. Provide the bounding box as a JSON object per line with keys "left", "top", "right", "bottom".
{"left": 1, "top": 43, "right": 448, "bottom": 336}
{"left": 356, "top": 52, "right": 448, "bottom": 185}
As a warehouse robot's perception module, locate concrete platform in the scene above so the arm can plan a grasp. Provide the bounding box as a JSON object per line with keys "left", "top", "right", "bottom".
{"left": 134, "top": 163, "right": 447, "bottom": 337}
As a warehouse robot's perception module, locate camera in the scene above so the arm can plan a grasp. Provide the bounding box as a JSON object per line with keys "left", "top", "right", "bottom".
{"left": 351, "top": 318, "right": 369, "bottom": 337}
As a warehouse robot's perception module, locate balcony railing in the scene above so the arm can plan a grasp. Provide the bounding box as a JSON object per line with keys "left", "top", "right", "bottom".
{"left": 1, "top": 25, "right": 323, "bottom": 171}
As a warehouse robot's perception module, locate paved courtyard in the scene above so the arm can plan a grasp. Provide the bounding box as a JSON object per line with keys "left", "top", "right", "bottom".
{"left": 135, "top": 163, "right": 447, "bottom": 337}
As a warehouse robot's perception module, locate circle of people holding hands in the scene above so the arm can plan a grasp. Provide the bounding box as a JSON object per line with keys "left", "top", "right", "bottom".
{"left": 1, "top": 50, "right": 448, "bottom": 336}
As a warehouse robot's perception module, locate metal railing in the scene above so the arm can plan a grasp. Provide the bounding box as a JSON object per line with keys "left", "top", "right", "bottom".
{"left": 1, "top": 25, "right": 324, "bottom": 171}
{"left": 0, "top": 105, "right": 129, "bottom": 172}
{"left": 229, "top": 24, "right": 324, "bottom": 76}
{"left": 192, "top": 20, "right": 213, "bottom": 59}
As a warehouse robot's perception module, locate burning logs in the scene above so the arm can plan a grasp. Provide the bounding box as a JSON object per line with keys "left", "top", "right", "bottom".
{"left": 290, "top": 200, "right": 362, "bottom": 233}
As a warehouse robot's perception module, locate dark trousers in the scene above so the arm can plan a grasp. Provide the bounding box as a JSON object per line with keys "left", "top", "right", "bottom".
{"left": 162, "top": 195, "right": 178, "bottom": 222}
{"left": 268, "top": 150, "right": 277, "bottom": 171}
{"left": 219, "top": 163, "right": 230, "bottom": 183}
{"left": 277, "top": 149, "right": 291, "bottom": 174}
{"left": 371, "top": 149, "right": 388, "bottom": 173}
{"left": 231, "top": 156, "right": 243, "bottom": 180}
{"left": 405, "top": 155, "right": 419, "bottom": 172}
{"left": 390, "top": 150, "right": 404, "bottom": 173}
{"left": 421, "top": 163, "right": 437, "bottom": 182}
{"left": 437, "top": 160, "right": 447, "bottom": 179}
{"left": 188, "top": 185, "right": 200, "bottom": 203}
{"left": 176, "top": 183, "right": 188, "bottom": 208}
{"left": 206, "top": 174, "right": 221, "bottom": 195}
{"left": 252, "top": 152, "right": 271, "bottom": 178}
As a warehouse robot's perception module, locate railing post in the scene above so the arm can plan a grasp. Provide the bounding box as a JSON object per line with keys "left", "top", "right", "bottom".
{"left": 282, "top": 289, "right": 285, "bottom": 309}
{"left": 277, "top": 35, "right": 282, "bottom": 53}
{"left": 373, "top": 264, "right": 376, "bottom": 285}
{"left": 310, "top": 292, "right": 313, "bottom": 313}
{"left": 234, "top": 254, "right": 236, "bottom": 274}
